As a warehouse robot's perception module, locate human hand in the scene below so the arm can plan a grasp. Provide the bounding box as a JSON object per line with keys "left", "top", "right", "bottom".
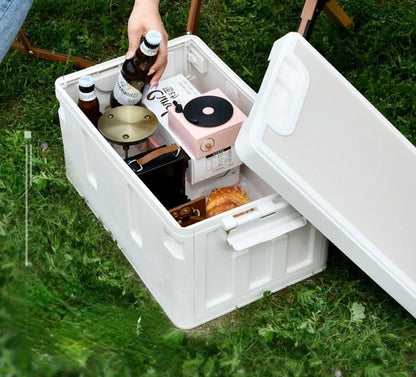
{"left": 127, "top": 0, "right": 168, "bottom": 87}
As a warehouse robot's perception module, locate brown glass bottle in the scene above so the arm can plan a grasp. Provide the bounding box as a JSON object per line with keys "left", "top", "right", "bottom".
{"left": 110, "top": 30, "right": 162, "bottom": 108}
{"left": 78, "top": 75, "right": 102, "bottom": 127}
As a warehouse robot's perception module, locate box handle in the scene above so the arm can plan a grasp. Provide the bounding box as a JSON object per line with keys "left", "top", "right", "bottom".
{"left": 136, "top": 144, "right": 180, "bottom": 165}
{"left": 222, "top": 201, "right": 307, "bottom": 251}
{"left": 261, "top": 38, "right": 310, "bottom": 136}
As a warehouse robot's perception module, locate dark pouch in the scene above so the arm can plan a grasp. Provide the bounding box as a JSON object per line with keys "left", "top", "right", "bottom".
{"left": 169, "top": 196, "right": 206, "bottom": 227}
{"left": 125, "top": 144, "right": 189, "bottom": 209}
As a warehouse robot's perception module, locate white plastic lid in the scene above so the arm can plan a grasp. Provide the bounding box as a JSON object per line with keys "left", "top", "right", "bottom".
{"left": 236, "top": 32, "right": 416, "bottom": 318}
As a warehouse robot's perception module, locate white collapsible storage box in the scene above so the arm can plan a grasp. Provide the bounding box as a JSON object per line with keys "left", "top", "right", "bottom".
{"left": 55, "top": 34, "right": 328, "bottom": 329}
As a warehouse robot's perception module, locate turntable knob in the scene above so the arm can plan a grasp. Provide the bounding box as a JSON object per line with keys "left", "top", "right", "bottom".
{"left": 201, "top": 138, "right": 215, "bottom": 152}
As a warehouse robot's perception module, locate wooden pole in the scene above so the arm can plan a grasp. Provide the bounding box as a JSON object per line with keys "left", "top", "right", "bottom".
{"left": 186, "top": 0, "right": 204, "bottom": 34}
{"left": 322, "top": 0, "right": 354, "bottom": 31}
{"left": 297, "top": 0, "right": 354, "bottom": 40}
{"left": 10, "top": 29, "right": 95, "bottom": 69}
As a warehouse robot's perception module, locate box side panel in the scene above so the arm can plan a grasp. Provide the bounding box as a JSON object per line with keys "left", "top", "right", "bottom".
{"left": 165, "top": 36, "right": 256, "bottom": 117}
{"left": 192, "top": 192, "right": 328, "bottom": 327}
{"left": 56, "top": 76, "right": 198, "bottom": 325}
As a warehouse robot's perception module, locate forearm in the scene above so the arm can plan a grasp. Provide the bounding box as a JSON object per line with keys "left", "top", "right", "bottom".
{"left": 130, "top": 0, "right": 161, "bottom": 20}
{"left": 133, "top": 0, "right": 160, "bottom": 11}
{"left": 128, "top": 0, "right": 164, "bottom": 40}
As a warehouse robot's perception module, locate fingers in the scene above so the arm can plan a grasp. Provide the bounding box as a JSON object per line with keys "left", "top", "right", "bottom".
{"left": 148, "top": 37, "right": 168, "bottom": 87}
{"left": 126, "top": 0, "right": 169, "bottom": 87}
{"left": 127, "top": 21, "right": 144, "bottom": 59}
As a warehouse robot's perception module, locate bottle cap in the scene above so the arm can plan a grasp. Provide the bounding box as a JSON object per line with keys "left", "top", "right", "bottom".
{"left": 144, "top": 30, "right": 162, "bottom": 49}
{"left": 79, "top": 75, "right": 95, "bottom": 91}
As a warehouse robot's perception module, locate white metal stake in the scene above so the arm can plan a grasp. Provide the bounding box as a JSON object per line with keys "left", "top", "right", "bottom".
{"left": 24, "top": 130, "right": 32, "bottom": 267}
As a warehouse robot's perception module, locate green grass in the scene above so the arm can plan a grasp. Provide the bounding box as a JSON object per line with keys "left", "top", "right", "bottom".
{"left": 1, "top": 0, "right": 416, "bottom": 376}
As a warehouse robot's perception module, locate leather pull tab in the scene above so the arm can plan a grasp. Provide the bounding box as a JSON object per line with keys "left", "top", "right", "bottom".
{"left": 136, "top": 144, "right": 179, "bottom": 166}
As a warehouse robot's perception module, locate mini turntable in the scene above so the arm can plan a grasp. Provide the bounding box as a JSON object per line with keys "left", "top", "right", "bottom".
{"left": 168, "top": 88, "right": 247, "bottom": 159}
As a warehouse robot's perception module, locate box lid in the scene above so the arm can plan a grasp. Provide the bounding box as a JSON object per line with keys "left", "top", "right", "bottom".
{"left": 236, "top": 32, "right": 416, "bottom": 318}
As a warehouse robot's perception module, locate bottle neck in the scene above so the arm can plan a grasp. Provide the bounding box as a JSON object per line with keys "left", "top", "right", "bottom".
{"left": 79, "top": 87, "right": 97, "bottom": 102}
{"left": 139, "top": 40, "right": 159, "bottom": 57}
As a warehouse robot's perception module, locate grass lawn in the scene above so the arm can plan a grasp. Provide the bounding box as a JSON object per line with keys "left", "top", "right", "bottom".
{"left": 1, "top": 0, "right": 416, "bottom": 376}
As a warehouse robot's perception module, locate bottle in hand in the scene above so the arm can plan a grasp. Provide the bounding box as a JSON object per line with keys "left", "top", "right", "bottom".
{"left": 110, "top": 30, "right": 162, "bottom": 108}
{"left": 78, "top": 75, "right": 102, "bottom": 127}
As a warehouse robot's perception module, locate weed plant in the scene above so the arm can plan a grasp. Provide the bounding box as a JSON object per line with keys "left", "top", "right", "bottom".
{"left": 1, "top": 0, "right": 416, "bottom": 376}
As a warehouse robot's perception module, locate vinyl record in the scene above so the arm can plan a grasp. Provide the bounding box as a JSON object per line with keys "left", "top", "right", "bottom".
{"left": 183, "top": 95, "right": 234, "bottom": 127}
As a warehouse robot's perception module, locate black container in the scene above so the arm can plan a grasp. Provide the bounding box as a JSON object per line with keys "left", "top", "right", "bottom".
{"left": 125, "top": 144, "right": 189, "bottom": 210}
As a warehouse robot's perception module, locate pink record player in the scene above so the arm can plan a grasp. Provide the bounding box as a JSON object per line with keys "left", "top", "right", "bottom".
{"left": 167, "top": 88, "right": 247, "bottom": 159}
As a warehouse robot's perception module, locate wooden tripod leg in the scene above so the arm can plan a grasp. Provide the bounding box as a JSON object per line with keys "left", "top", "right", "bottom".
{"left": 297, "top": 0, "right": 321, "bottom": 39}
{"left": 10, "top": 29, "right": 95, "bottom": 69}
{"left": 297, "top": 0, "right": 354, "bottom": 40}
{"left": 322, "top": 0, "right": 354, "bottom": 30}
{"left": 186, "top": 0, "right": 203, "bottom": 34}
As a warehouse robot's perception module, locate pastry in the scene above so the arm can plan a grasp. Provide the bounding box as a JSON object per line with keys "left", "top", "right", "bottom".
{"left": 206, "top": 185, "right": 250, "bottom": 217}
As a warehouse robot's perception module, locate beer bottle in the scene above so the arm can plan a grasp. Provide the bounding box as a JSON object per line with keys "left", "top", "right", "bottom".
{"left": 110, "top": 30, "right": 162, "bottom": 108}
{"left": 78, "top": 75, "right": 102, "bottom": 127}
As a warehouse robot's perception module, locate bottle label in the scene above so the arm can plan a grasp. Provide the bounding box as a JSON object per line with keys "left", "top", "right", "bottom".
{"left": 113, "top": 72, "right": 143, "bottom": 105}
{"left": 79, "top": 90, "right": 97, "bottom": 102}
